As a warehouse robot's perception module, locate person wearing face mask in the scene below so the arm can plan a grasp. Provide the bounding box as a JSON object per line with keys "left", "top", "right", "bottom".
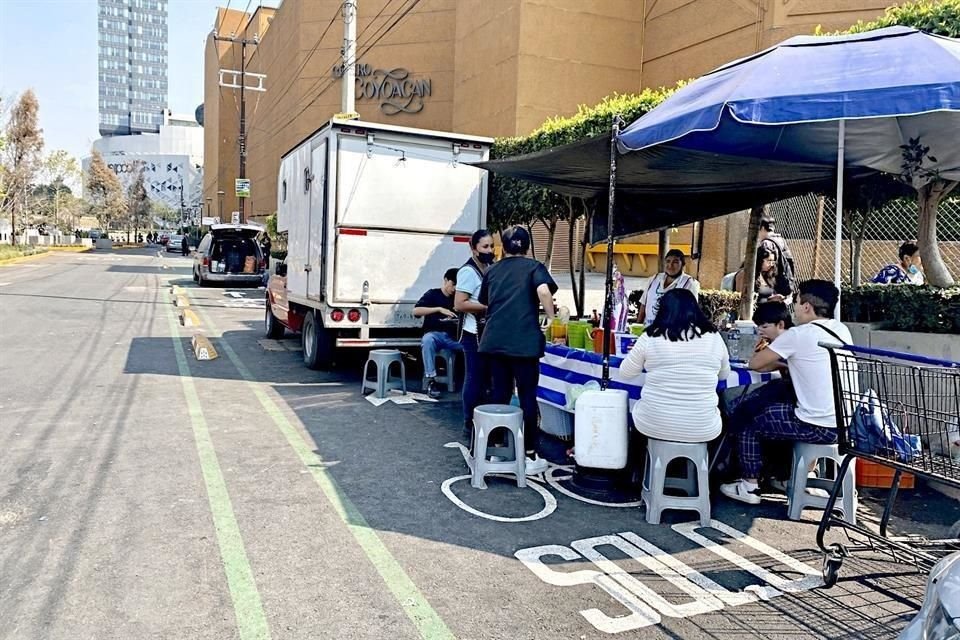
{"left": 479, "top": 226, "right": 557, "bottom": 475}
{"left": 637, "top": 249, "right": 701, "bottom": 326}
{"left": 455, "top": 229, "right": 496, "bottom": 440}
{"left": 872, "top": 242, "right": 925, "bottom": 285}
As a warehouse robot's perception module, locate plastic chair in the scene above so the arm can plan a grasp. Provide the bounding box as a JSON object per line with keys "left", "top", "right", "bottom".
{"left": 361, "top": 349, "right": 407, "bottom": 399}
{"left": 468, "top": 404, "right": 526, "bottom": 489}
{"left": 788, "top": 442, "right": 857, "bottom": 524}
{"left": 642, "top": 439, "right": 711, "bottom": 527}
{"left": 421, "top": 348, "right": 458, "bottom": 393}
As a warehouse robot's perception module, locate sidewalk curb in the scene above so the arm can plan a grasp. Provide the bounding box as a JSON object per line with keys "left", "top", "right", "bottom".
{"left": 0, "top": 246, "right": 93, "bottom": 266}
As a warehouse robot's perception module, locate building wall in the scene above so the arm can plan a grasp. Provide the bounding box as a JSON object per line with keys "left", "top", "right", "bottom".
{"left": 85, "top": 119, "right": 204, "bottom": 217}
{"left": 203, "top": 0, "right": 892, "bottom": 246}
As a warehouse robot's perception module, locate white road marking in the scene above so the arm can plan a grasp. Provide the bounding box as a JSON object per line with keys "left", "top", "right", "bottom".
{"left": 544, "top": 466, "right": 643, "bottom": 508}
{"left": 517, "top": 524, "right": 824, "bottom": 634}
{"left": 441, "top": 474, "right": 557, "bottom": 523}
{"left": 0, "top": 282, "right": 10, "bottom": 287}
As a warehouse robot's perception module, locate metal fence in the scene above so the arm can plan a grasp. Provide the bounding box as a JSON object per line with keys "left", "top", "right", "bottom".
{"left": 768, "top": 194, "right": 960, "bottom": 286}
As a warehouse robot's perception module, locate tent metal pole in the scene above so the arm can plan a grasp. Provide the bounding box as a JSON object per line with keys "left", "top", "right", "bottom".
{"left": 601, "top": 115, "right": 623, "bottom": 388}
{"left": 834, "top": 120, "right": 845, "bottom": 319}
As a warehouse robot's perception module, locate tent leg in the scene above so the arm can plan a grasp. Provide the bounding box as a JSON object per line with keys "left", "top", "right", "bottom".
{"left": 601, "top": 116, "right": 623, "bottom": 388}
{"left": 834, "top": 120, "right": 845, "bottom": 319}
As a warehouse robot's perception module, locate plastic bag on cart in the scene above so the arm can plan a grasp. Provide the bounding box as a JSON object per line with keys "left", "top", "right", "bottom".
{"left": 850, "top": 390, "right": 922, "bottom": 463}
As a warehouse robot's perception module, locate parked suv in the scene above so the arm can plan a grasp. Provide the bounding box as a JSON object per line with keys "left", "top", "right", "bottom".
{"left": 192, "top": 223, "right": 265, "bottom": 287}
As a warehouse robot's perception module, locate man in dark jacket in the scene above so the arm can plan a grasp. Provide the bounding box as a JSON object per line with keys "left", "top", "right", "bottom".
{"left": 181, "top": 234, "right": 190, "bottom": 255}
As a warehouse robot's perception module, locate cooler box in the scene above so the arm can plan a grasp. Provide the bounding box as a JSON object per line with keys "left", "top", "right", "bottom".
{"left": 574, "top": 389, "right": 629, "bottom": 469}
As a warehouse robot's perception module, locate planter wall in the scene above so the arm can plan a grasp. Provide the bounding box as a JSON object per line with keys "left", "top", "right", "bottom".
{"left": 95, "top": 238, "right": 113, "bottom": 250}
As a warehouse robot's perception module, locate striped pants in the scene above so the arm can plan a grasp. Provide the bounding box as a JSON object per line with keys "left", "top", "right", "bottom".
{"left": 737, "top": 402, "right": 836, "bottom": 479}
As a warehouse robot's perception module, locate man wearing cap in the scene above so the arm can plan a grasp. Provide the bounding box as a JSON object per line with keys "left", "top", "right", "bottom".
{"left": 720, "top": 279, "right": 853, "bottom": 505}
{"left": 637, "top": 249, "right": 701, "bottom": 325}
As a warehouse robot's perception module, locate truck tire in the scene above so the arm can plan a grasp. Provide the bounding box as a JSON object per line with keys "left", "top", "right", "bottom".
{"left": 302, "top": 310, "right": 334, "bottom": 370}
{"left": 264, "top": 301, "right": 285, "bottom": 338}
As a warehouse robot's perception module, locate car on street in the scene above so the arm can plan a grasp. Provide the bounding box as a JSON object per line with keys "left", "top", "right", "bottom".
{"left": 158, "top": 232, "right": 170, "bottom": 246}
{"left": 167, "top": 233, "right": 186, "bottom": 253}
{"left": 264, "top": 259, "right": 292, "bottom": 338}
{"left": 192, "top": 223, "right": 266, "bottom": 287}
{"left": 89, "top": 229, "right": 103, "bottom": 240}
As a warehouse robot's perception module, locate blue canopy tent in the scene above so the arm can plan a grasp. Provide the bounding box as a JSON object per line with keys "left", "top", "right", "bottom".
{"left": 618, "top": 26, "right": 960, "bottom": 314}
{"left": 479, "top": 26, "right": 960, "bottom": 375}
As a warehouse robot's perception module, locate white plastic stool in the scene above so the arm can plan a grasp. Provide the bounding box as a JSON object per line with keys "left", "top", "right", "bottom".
{"left": 361, "top": 349, "right": 407, "bottom": 399}
{"left": 421, "top": 348, "right": 458, "bottom": 393}
{"left": 788, "top": 442, "right": 857, "bottom": 524}
{"left": 468, "top": 404, "right": 526, "bottom": 489}
{"left": 642, "top": 439, "right": 711, "bottom": 527}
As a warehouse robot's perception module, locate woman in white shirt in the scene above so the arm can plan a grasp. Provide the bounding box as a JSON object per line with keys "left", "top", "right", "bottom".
{"left": 620, "top": 288, "right": 730, "bottom": 443}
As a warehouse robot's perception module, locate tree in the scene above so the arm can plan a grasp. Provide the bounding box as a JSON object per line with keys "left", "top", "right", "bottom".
{"left": 85, "top": 149, "right": 125, "bottom": 231}
{"left": 840, "top": 174, "right": 912, "bottom": 285}
{"left": 1, "top": 90, "right": 44, "bottom": 244}
{"left": 827, "top": 0, "right": 960, "bottom": 287}
{"left": 126, "top": 162, "right": 150, "bottom": 241}
{"left": 900, "top": 137, "right": 958, "bottom": 286}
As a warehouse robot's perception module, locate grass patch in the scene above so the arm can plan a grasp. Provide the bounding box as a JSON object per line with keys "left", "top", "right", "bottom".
{"left": 0, "top": 245, "right": 49, "bottom": 261}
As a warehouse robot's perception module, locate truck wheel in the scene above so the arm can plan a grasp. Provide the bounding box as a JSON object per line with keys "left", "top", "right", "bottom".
{"left": 264, "top": 302, "right": 285, "bottom": 338}
{"left": 302, "top": 311, "right": 334, "bottom": 370}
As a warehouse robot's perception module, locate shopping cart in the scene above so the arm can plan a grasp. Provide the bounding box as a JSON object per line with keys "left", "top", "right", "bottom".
{"left": 817, "top": 344, "right": 960, "bottom": 587}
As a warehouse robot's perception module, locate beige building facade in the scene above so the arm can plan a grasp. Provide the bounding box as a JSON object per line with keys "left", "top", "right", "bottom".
{"left": 204, "top": 0, "right": 889, "bottom": 283}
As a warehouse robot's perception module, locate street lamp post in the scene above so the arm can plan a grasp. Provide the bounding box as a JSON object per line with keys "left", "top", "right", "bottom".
{"left": 217, "top": 190, "right": 225, "bottom": 222}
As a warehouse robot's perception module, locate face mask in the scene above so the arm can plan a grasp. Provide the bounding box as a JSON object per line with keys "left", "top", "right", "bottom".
{"left": 908, "top": 264, "right": 919, "bottom": 274}
{"left": 477, "top": 252, "right": 495, "bottom": 265}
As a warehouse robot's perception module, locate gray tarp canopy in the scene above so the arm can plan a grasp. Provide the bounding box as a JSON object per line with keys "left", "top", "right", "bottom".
{"left": 475, "top": 133, "right": 874, "bottom": 238}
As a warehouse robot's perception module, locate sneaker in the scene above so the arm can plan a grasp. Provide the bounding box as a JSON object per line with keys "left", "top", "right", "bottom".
{"left": 525, "top": 455, "right": 548, "bottom": 476}
{"left": 720, "top": 479, "right": 762, "bottom": 505}
{"left": 426, "top": 378, "right": 442, "bottom": 399}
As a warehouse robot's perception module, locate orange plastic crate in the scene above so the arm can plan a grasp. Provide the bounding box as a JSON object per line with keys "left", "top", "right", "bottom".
{"left": 855, "top": 459, "right": 915, "bottom": 489}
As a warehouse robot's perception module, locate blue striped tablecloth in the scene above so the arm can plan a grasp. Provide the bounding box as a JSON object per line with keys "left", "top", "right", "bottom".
{"left": 538, "top": 344, "right": 776, "bottom": 410}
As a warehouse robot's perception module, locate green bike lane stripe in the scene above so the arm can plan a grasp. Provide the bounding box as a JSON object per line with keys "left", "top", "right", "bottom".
{"left": 163, "top": 293, "right": 272, "bottom": 640}
{"left": 188, "top": 296, "right": 455, "bottom": 640}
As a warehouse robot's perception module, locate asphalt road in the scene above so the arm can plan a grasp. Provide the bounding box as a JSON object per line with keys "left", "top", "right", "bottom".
{"left": 0, "top": 248, "right": 954, "bottom": 640}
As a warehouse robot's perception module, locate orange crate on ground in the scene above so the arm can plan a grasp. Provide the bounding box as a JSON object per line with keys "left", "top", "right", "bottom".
{"left": 855, "top": 458, "right": 915, "bottom": 489}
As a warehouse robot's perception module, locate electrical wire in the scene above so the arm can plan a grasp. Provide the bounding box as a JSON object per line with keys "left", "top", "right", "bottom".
{"left": 263, "top": 2, "right": 345, "bottom": 116}
{"left": 216, "top": 0, "right": 233, "bottom": 36}
{"left": 260, "top": 0, "right": 402, "bottom": 134}
{"left": 266, "top": 0, "right": 423, "bottom": 137}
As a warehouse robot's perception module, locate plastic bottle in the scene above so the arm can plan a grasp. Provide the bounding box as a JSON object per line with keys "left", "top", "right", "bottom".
{"left": 727, "top": 327, "right": 741, "bottom": 361}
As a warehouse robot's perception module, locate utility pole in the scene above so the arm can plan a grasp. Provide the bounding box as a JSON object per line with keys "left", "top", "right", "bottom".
{"left": 340, "top": 1, "right": 358, "bottom": 118}
{"left": 215, "top": 25, "right": 265, "bottom": 225}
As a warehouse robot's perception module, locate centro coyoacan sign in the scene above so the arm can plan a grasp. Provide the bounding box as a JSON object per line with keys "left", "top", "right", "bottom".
{"left": 332, "top": 63, "right": 432, "bottom": 115}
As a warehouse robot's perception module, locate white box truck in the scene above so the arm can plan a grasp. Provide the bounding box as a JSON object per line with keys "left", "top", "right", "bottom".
{"left": 265, "top": 119, "right": 492, "bottom": 369}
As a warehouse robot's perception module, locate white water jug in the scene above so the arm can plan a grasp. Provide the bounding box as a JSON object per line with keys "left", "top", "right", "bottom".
{"left": 574, "top": 389, "right": 629, "bottom": 469}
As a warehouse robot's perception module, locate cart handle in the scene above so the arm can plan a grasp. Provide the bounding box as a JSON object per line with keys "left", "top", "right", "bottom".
{"left": 820, "top": 342, "right": 960, "bottom": 369}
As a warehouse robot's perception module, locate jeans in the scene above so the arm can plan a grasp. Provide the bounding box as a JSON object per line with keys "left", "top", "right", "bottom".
{"left": 487, "top": 355, "right": 541, "bottom": 456}
{"left": 421, "top": 331, "right": 462, "bottom": 378}
{"left": 460, "top": 332, "right": 489, "bottom": 427}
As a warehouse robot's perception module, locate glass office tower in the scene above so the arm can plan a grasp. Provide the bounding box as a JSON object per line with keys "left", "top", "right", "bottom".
{"left": 98, "top": 0, "right": 168, "bottom": 136}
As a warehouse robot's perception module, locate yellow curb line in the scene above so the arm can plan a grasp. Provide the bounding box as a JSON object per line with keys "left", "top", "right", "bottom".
{"left": 191, "top": 334, "right": 218, "bottom": 361}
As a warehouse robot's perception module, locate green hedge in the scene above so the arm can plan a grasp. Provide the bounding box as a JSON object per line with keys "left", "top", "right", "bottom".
{"left": 841, "top": 285, "right": 960, "bottom": 334}
{"left": 629, "top": 289, "right": 740, "bottom": 326}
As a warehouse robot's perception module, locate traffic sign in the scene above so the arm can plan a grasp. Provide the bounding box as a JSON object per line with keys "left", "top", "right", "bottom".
{"left": 235, "top": 178, "right": 250, "bottom": 198}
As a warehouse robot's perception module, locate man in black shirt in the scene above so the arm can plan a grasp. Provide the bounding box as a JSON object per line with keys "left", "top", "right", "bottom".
{"left": 414, "top": 268, "right": 462, "bottom": 398}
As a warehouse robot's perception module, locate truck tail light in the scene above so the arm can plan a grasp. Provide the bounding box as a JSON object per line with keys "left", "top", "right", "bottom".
{"left": 347, "top": 309, "right": 361, "bottom": 323}
{"left": 260, "top": 258, "right": 267, "bottom": 270}
{"left": 202, "top": 256, "right": 210, "bottom": 267}
{"left": 330, "top": 309, "right": 344, "bottom": 322}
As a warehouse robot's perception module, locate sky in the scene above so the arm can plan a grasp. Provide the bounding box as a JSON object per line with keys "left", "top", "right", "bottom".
{"left": 0, "top": 0, "right": 280, "bottom": 170}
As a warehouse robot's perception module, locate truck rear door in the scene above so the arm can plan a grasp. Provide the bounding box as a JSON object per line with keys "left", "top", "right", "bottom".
{"left": 330, "top": 131, "right": 487, "bottom": 307}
